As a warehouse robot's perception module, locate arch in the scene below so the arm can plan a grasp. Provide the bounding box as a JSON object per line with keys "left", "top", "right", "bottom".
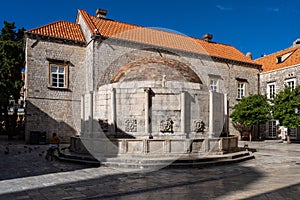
{"left": 110, "top": 57, "right": 202, "bottom": 84}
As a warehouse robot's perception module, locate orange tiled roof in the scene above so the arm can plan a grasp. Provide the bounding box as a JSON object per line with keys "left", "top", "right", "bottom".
{"left": 27, "top": 21, "right": 85, "bottom": 42}
{"left": 256, "top": 46, "right": 300, "bottom": 72}
{"left": 79, "top": 10, "right": 258, "bottom": 65}
{"left": 27, "top": 9, "right": 259, "bottom": 66}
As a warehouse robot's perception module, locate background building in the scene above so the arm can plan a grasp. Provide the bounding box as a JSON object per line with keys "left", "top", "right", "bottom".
{"left": 24, "top": 8, "right": 260, "bottom": 143}
{"left": 257, "top": 39, "right": 300, "bottom": 141}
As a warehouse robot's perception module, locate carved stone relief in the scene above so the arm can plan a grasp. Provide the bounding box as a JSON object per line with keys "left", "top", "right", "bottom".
{"left": 98, "top": 119, "right": 109, "bottom": 132}
{"left": 160, "top": 118, "right": 174, "bottom": 133}
{"left": 125, "top": 118, "right": 137, "bottom": 132}
{"left": 194, "top": 120, "right": 206, "bottom": 133}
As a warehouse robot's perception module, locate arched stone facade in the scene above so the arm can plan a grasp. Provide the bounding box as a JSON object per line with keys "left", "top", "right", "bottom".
{"left": 96, "top": 47, "right": 205, "bottom": 89}
{"left": 110, "top": 57, "right": 202, "bottom": 84}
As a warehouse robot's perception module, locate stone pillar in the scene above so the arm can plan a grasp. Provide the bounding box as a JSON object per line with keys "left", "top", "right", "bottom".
{"left": 110, "top": 88, "right": 116, "bottom": 135}
{"left": 88, "top": 91, "right": 94, "bottom": 136}
{"left": 224, "top": 94, "right": 229, "bottom": 135}
{"left": 144, "top": 88, "right": 152, "bottom": 139}
{"left": 181, "top": 91, "right": 186, "bottom": 136}
{"left": 80, "top": 94, "right": 85, "bottom": 136}
{"left": 209, "top": 90, "right": 214, "bottom": 138}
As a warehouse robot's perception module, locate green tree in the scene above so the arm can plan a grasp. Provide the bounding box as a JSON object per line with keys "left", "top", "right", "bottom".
{"left": 230, "top": 94, "right": 271, "bottom": 141}
{"left": 272, "top": 85, "right": 300, "bottom": 143}
{"left": 0, "top": 21, "right": 25, "bottom": 138}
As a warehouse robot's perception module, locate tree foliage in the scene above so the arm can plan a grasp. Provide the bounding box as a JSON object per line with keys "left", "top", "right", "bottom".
{"left": 230, "top": 94, "right": 271, "bottom": 129}
{"left": 0, "top": 21, "right": 25, "bottom": 110}
{"left": 272, "top": 85, "right": 300, "bottom": 129}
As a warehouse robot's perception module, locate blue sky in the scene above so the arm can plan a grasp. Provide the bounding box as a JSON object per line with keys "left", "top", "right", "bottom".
{"left": 0, "top": 0, "right": 299, "bottom": 59}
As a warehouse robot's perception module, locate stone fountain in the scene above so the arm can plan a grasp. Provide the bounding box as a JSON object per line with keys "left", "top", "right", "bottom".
{"left": 76, "top": 79, "right": 239, "bottom": 169}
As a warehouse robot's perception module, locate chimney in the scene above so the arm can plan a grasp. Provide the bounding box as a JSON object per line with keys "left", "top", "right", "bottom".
{"left": 293, "top": 38, "right": 300, "bottom": 47}
{"left": 203, "top": 34, "right": 213, "bottom": 42}
{"left": 96, "top": 8, "right": 107, "bottom": 19}
{"left": 246, "top": 52, "right": 252, "bottom": 60}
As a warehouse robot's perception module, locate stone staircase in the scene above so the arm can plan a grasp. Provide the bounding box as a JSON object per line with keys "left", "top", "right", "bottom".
{"left": 56, "top": 149, "right": 100, "bottom": 167}
{"left": 100, "top": 150, "right": 254, "bottom": 169}
{"left": 57, "top": 148, "right": 254, "bottom": 170}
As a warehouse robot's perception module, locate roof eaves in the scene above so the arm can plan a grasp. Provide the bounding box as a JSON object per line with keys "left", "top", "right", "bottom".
{"left": 212, "top": 56, "right": 261, "bottom": 69}
{"left": 25, "top": 32, "right": 86, "bottom": 47}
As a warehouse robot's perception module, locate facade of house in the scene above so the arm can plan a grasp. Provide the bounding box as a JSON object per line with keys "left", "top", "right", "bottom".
{"left": 257, "top": 39, "right": 300, "bottom": 141}
{"left": 24, "top": 8, "right": 261, "bottom": 143}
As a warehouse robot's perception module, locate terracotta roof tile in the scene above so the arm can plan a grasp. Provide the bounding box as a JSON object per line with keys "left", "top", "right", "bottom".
{"left": 256, "top": 46, "right": 300, "bottom": 72}
{"left": 195, "top": 39, "right": 254, "bottom": 63}
{"left": 27, "top": 21, "right": 85, "bottom": 42}
{"left": 82, "top": 10, "right": 257, "bottom": 65}
{"left": 27, "top": 9, "right": 259, "bottom": 66}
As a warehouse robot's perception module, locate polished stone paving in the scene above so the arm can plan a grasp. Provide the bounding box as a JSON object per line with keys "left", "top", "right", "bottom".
{"left": 0, "top": 138, "right": 299, "bottom": 199}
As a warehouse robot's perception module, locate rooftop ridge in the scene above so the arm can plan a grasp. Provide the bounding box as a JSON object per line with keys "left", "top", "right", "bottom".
{"left": 256, "top": 45, "right": 300, "bottom": 72}
{"left": 86, "top": 11, "right": 240, "bottom": 50}
{"left": 26, "top": 20, "right": 85, "bottom": 43}
{"left": 27, "top": 20, "right": 68, "bottom": 32}
{"left": 256, "top": 46, "right": 300, "bottom": 61}
{"left": 78, "top": 9, "right": 97, "bottom": 34}
{"left": 86, "top": 10, "right": 235, "bottom": 48}
{"left": 26, "top": 9, "right": 259, "bottom": 66}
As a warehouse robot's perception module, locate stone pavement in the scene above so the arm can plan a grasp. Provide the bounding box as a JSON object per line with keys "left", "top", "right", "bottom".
{"left": 0, "top": 138, "right": 299, "bottom": 199}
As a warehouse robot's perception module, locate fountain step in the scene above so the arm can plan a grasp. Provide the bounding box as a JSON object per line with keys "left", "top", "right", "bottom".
{"left": 56, "top": 149, "right": 100, "bottom": 166}
{"left": 57, "top": 148, "right": 253, "bottom": 169}
{"left": 100, "top": 151, "right": 254, "bottom": 169}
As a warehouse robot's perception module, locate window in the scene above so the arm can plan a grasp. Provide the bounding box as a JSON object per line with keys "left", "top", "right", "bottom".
{"left": 276, "top": 51, "right": 295, "bottom": 64}
{"left": 267, "top": 83, "right": 276, "bottom": 99}
{"left": 208, "top": 74, "right": 222, "bottom": 92}
{"left": 276, "top": 57, "right": 282, "bottom": 64}
{"left": 49, "top": 63, "right": 68, "bottom": 89}
{"left": 290, "top": 128, "right": 297, "bottom": 139}
{"left": 268, "top": 121, "right": 277, "bottom": 138}
{"left": 237, "top": 82, "right": 245, "bottom": 99}
{"left": 236, "top": 78, "right": 247, "bottom": 100}
{"left": 287, "top": 80, "right": 295, "bottom": 89}
{"left": 210, "top": 79, "right": 218, "bottom": 92}
{"left": 285, "top": 78, "right": 296, "bottom": 90}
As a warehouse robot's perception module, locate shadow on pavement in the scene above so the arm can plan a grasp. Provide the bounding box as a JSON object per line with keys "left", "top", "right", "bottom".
{"left": 0, "top": 138, "right": 95, "bottom": 181}
{"left": 0, "top": 164, "right": 265, "bottom": 199}
{"left": 245, "top": 182, "right": 300, "bottom": 199}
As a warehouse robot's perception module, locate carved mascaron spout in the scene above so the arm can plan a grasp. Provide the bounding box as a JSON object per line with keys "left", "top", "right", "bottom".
{"left": 160, "top": 118, "right": 174, "bottom": 133}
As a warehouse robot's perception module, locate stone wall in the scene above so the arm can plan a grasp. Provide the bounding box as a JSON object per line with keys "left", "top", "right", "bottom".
{"left": 83, "top": 81, "right": 212, "bottom": 139}
{"left": 91, "top": 39, "right": 260, "bottom": 137}
{"left": 260, "top": 65, "right": 300, "bottom": 94}
{"left": 79, "top": 136, "right": 239, "bottom": 157}
{"left": 260, "top": 65, "right": 300, "bottom": 139}
{"left": 24, "top": 22, "right": 260, "bottom": 143}
{"left": 25, "top": 38, "right": 86, "bottom": 143}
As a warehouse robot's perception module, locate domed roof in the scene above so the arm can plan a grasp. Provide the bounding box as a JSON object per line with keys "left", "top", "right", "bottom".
{"left": 110, "top": 57, "right": 202, "bottom": 84}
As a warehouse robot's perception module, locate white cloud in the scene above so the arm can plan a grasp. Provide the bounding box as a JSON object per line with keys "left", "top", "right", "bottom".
{"left": 268, "top": 8, "right": 280, "bottom": 12}
{"left": 216, "top": 5, "right": 233, "bottom": 11}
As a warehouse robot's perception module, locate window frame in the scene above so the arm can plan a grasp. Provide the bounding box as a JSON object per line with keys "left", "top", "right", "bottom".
{"left": 48, "top": 61, "right": 69, "bottom": 89}
{"left": 237, "top": 81, "right": 246, "bottom": 100}
{"left": 285, "top": 78, "right": 296, "bottom": 90}
{"left": 268, "top": 120, "right": 277, "bottom": 138}
{"left": 267, "top": 83, "right": 276, "bottom": 99}
{"left": 209, "top": 79, "right": 219, "bottom": 92}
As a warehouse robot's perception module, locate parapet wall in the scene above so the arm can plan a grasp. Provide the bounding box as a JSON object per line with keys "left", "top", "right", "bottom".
{"left": 78, "top": 136, "right": 239, "bottom": 159}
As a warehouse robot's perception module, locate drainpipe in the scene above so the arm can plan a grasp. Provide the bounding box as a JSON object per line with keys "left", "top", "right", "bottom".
{"left": 257, "top": 72, "right": 261, "bottom": 95}
{"left": 226, "top": 63, "right": 232, "bottom": 136}
{"left": 257, "top": 69, "right": 262, "bottom": 139}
